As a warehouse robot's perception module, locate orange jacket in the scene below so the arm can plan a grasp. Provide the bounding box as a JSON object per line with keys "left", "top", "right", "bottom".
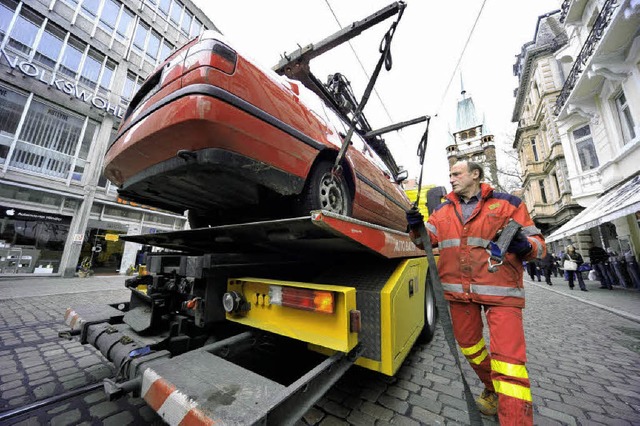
{"left": 426, "top": 183, "right": 546, "bottom": 308}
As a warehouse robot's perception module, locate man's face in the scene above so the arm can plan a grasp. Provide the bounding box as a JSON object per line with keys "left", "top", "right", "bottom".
{"left": 449, "top": 162, "right": 479, "bottom": 197}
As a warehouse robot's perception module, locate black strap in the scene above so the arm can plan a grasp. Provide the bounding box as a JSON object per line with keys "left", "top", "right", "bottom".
{"left": 333, "top": 8, "right": 405, "bottom": 171}
{"left": 417, "top": 224, "right": 484, "bottom": 425}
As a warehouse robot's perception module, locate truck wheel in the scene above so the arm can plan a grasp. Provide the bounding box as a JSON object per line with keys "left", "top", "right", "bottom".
{"left": 418, "top": 275, "right": 437, "bottom": 343}
{"left": 298, "top": 161, "right": 352, "bottom": 216}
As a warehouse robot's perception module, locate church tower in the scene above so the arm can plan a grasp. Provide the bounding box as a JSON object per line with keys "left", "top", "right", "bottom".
{"left": 446, "top": 77, "right": 499, "bottom": 187}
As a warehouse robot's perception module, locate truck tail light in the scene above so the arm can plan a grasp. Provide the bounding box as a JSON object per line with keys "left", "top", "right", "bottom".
{"left": 269, "top": 286, "right": 335, "bottom": 314}
{"left": 186, "top": 39, "right": 237, "bottom": 75}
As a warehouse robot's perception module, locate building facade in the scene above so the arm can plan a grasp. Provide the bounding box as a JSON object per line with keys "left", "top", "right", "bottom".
{"left": 446, "top": 84, "right": 499, "bottom": 188}
{"left": 547, "top": 0, "right": 640, "bottom": 258}
{"left": 0, "top": 0, "right": 215, "bottom": 276}
{"left": 512, "top": 10, "right": 584, "bottom": 237}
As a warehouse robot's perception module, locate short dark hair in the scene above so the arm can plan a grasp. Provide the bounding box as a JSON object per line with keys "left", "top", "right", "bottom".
{"left": 467, "top": 161, "right": 484, "bottom": 181}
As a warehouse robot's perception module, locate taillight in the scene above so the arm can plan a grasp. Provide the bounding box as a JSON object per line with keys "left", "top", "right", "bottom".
{"left": 269, "top": 286, "right": 335, "bottom": 314}
{"left": 185, "top": 39, "right": 237, "bottom": 75}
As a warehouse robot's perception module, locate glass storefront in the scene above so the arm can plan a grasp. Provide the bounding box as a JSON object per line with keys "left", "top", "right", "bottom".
{"left": 0, "top": 204, "right": 71, "bottom": 273}
{"left": 78, "top": 227, "right": 125, "bottom": 275}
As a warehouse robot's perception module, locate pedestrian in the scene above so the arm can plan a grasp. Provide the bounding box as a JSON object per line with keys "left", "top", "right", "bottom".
{"left": 563, "top": 245, "right": 588, "bottom": 291}
{"left": 408, "top": 160, "right": 545, "bottom": 425}
{"left": 551, "top": 253, "right": 560, "bottom": 277}
{"left": 588, "top": 245, "right": 613, "bottom": 289}
{"left": 623, "top": 248, "right": 640, "bottom": 290}
{"left": 525, "top": 259, "right": 541, "bottom": 282}
{"left": 539, "top": 252, "right": 554, "bottom": 285}
{"left": 608, "top": 247, "right": 630, "bottom": 287}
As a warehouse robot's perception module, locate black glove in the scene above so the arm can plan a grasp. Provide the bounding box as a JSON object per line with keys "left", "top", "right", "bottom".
{"left": 406, "top": 207, "right": 425, "bottom": 230}
{"left": 507, "top": 230, "right": 532, "bottom": 257}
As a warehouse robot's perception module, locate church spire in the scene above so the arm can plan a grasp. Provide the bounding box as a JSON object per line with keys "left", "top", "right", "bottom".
{"left": 460, "top": 72, "right": 466, "bottom": 98}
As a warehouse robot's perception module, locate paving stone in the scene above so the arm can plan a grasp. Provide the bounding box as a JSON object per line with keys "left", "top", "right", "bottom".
{"left": 9, "top": 416, "right": 40, "bottom": 426}
{"left": 323, "top": 400, "right": 350, "bottom": 419}
{"left": 8, "top": 395, "right": 29, "bottom": 407}
{"left": 378, "top": 394, "right": 409, "bottom": 415}
{"left": 2, "top": 386, "right": 26, "bottom": 399}
{"left": 408, "top": 393, "right": 442, "bottom": 414}
{"left": 410, "top": 406, "right": 445, "bottom": 425}
{"left": 27, "top": 370, "right": 50, "bottom": 381}
{"left": 25, "top": 364, "right": 48, "bottom": 374}
{"left": 42, "top": 348, "right": 65, "bottom": 358}
{"left": 47, "top": 403, "right": 71, "bottom": 415}
{"left": 61, "top": 376, "right": 89, "bottom": 390}
{"left": 33, "top": 381, "right": 57, "bottom": 399}
{"left": 345, "top": 410, "right": 376, "bottom": 426}
{"left": 537, "top": 406, "right": 578, "bottom": 425}
{"left": 0, "top": 379, "right": 23, "bottom": 391}
{"left": 318, "top": 415, "right": 348, "bottom": 426}
{"left": 358, "top": 401, "right": 393, "bottom": 422}
{"left": 84, "top": 390, "right": 107, "bottom": 404}
{"left": 385, "top": 386, "right": 409, "bottom": 400}
{"left": 102, "top": 410, "right": 134, "bottom": 426}
{"left": 51, "top": 360, "right": 75, "bottom": 372}
{"left": 29, "top": 376, "right": 56, "bottom": 387}
{"left": 50, "top": 408, "right": 81, "bottom": 426}
{"left": 88, "top": 401, "right": 120, "bottom": 419}
{"left": 303, "top": 406, "right": 325, "bottom": 425}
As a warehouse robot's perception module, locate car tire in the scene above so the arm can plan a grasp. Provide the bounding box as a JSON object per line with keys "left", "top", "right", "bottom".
{"left": 298, "top": 160, "right": 352, "bottom": 217}
{"left": 418, "top": 275, "right": 437, "bottom": 343}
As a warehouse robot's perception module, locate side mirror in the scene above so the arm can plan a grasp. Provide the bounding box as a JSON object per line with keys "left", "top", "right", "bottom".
{"left": 395, "top": 169, "right": 408, "bottom": 183}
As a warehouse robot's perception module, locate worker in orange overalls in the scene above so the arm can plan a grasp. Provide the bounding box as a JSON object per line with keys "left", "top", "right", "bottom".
{"left": 413, "top": 160, "right": 545, "bottom": 425}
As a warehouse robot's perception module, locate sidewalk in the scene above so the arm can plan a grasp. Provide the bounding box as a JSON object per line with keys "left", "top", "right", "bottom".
{"left": 524, "top": 272, "right": 640, "bottom": 324}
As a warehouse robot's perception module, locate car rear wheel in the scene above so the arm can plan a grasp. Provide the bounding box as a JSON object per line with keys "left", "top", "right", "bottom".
{"left": 298, "top": 161, "right": 352, "bottom": 217}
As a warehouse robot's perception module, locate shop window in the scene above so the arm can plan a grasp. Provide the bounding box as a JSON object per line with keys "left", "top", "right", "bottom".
{"left": 12, "top": 100, "right": 84, "bottom": 180}
{"left": 0, "top": 86, "right": 27, "bottom": 164}
{"left": 6, "top": 6, "right": 43, "bottom": 57}
{"left": 572, "top": 124, "right": 599, "bottom": 171}
{"left": 0, "top": 0, "right": 18, "bottom": 41}
{"left": 33, "top": 22, "right": 66, "bottom": 71}
{"left": 615, "top": 91, "right": 636, "bottom": 143}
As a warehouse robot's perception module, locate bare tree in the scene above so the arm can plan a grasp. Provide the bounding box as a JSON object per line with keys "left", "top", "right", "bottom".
{"left": 493, "top": 131, "right": 523, "bottom": 194}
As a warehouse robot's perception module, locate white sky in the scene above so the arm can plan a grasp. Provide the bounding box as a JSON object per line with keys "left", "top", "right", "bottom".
{"left": 191, "top": 0, "right": 561, "bottom": 188}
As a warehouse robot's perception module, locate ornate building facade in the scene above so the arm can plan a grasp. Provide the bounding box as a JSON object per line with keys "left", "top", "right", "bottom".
{"left": 548, "top": 0, "right": 640, "bottom": 257}
{"left": 512, "top": 10, "right": 584, "bottom": 237}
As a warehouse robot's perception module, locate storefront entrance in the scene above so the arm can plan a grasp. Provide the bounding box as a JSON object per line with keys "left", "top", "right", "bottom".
{"left": 78, "top": 227, "right": 125, "bottom": 275}
{"left": 0, "top": 205, "right": 71, "bottom": 274}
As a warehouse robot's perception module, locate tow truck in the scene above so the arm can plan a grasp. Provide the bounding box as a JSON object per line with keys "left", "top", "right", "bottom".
{"left": 62, "top": 3, "right": 441, "bottom": 425}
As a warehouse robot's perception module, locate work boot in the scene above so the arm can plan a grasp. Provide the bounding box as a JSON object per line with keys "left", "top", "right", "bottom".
{"left": 476, "top": 388, "right": 498, "bottom": 416}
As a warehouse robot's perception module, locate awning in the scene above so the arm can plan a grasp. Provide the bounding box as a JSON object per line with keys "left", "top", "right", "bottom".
{"left": 546, "top": 174, "right": 640, "bottom": 243}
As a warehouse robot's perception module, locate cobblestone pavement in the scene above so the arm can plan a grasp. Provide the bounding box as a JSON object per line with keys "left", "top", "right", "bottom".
{"left": 0, "top": 275, "right": 638, "bottom": 425}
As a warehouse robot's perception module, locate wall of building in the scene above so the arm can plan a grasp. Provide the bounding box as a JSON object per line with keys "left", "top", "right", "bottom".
{"left": 0, "top": 0, "right": 215, "bottom": 276}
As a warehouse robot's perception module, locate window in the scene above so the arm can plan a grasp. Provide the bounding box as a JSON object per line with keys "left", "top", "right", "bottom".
{"left": 539, "top": 179, "right": 547, "bottom": 204}
{"left": 531, "top": 137, "right": 539, "bottom": 161}
{"left": 121, "top": 71, "right": 142, "bottom": 103}
{"left": 99, "top": 59, "right": 116, "bottom": 95}
{"left": 146, "top": 30, "right": 161, "bottom": 61}
{"left": 72, "top": 121, "right": 97, "bottom": 181}
{"left": 169, "top": 0, "right": 182, "bottom": 24}
{"left": 0, "top": 86, "right": 28, "bottom": 164}
{"left": 615, "top": 91, "right": 636, "bottom": 143}
{"left": 159, "top": 40, "right": 173, "bottom": 62}
{"left": 158, "top": 0, "right": 170, "bottom": 17}
{"left": 572, "top": 125, "right": 599, "bottom": 171}
{"left": 6, "top": 7, "right": 43, "bottom": 56}
{"left": 115, "top": 7, "right": 134, "bottom": 41}
{"left": 0, "top": 0, "right": 18, "bottom": 41}
{"left": 98, "top": 0, "right": 120, "bottom": 32}
{"left": 189, "top": 18, "right": 201, "bottom": 38}
{"left": 81, "top": 0, "right": 100, "bottom": 19}
{"left": 11, "top": 100, "right": 85, "bottom": 180}
{"left": 180, "top": 10, "right": 192, "bottom": 34}
{"left": 79, "top": 48, "right": 104, "bottom": 89}
{"left": 133, "top": 21, "right": 149, "bottom": 52}
{"left": 33, "top": 22, "right": 65, "bottom": 70}
{"left": 58, "top": 36, "right": 85, "bottom": 80}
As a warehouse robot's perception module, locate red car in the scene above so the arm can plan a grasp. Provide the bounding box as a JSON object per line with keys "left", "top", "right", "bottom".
{"left": 104, "top": 30, "right": 411, "bottom": 231}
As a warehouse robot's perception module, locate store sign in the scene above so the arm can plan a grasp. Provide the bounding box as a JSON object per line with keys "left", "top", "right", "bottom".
{"left": 0, "top": 205, "right": 72, "bottom": 225}
{"left": 104, "top": 233, "right": 120, "bottom": 242}
{"left": 1, "top": 49, "right": 125, "bottom": 119}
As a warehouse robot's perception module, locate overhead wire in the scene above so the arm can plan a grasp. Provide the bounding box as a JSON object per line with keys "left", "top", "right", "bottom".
{"left": 323, "top": 0, "right": 395, "bottom": 124}
{"left": 434, "top": 0, "right": 488, "bottom": 117}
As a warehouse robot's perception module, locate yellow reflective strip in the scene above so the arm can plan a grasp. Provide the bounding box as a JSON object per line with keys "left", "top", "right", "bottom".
{"left": 460, "top": 338, "right": 486, "bottom": 355}
{"left": 492, "top": 380, "right": 532, "bottom": 402}
{"left": 491, "top": 360, "right": 529, "bottom": 379}
{"left": 469, "top": 349, "right": 488, "bottom": 365}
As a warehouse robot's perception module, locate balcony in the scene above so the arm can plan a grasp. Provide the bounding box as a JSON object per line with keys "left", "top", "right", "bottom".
{"left": 555, "top": 0, "right": 620, "bottom": 115}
